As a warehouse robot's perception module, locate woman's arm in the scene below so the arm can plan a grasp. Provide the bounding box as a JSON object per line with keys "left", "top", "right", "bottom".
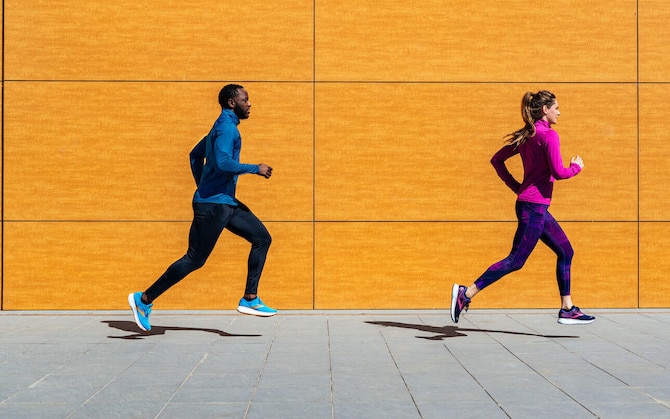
{"left": 491, "top": 144, "right": 522, "bottom": 193}
{"left": 545, "top": 132, "right": 582, "bottom": 179}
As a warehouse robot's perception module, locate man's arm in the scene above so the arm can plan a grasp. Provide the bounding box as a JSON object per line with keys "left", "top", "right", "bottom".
{"left": 189, "top": 136, "right": 207, "bottom": 186}
{"left": 214, "top": 125, "right": 261, "bottom": 175}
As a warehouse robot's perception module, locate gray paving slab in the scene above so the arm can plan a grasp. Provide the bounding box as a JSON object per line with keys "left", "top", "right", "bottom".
{"left": 1, "top": 309, "right": 670, "bottom": 418}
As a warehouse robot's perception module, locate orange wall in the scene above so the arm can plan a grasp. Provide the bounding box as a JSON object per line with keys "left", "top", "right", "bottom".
{"left": 2, "top": 0, "right": 668, "bottom": 309}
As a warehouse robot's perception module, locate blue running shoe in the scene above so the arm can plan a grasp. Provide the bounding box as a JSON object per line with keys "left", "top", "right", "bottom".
{"left": 237, "top": 296, "right": 277, "bottom": 317}
{"left": 450, "top": 284, "right": 470, "bottom": 324}
{"left": 128, "top": 292, "right": 152, "bottom": 331}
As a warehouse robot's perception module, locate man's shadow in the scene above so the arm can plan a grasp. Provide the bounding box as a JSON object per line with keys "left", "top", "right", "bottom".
{"left": 366, "top": 321, "right": 579, "bottom": 341}
{"left": 102, "top": 320, "right": 262, "bottom": 340}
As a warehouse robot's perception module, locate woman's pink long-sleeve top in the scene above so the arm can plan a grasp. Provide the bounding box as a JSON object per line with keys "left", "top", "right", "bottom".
{"left": 491, "top": 119, "right": 581, "bottom": 205}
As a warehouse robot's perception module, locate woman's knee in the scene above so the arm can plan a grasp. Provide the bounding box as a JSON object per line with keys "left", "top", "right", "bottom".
{"left": 565, "top": 245, "right": 574, "bottom": 261}
{"left": 509, "top": 259, "right": 525, "bottom": 272}
{"left": 557, "top": 242, "right": 574, "bottom": 262}
{"left": 495, "top": 256, "right": 525, "bottom": 273}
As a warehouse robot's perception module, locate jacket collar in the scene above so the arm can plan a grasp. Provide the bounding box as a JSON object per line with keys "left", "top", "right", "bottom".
{"left": 221, "top": 108, "right": 240, "bottom": 125}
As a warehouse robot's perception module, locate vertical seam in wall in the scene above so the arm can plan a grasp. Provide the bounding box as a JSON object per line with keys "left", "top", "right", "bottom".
{"left": 634, "top": 0, "right": 643, "bottom": 309}
{"left": 312, "top": 0, "right": 316, "bottom": 309}
{"left": 1, "top": 0, "right": 5, "bottom": 311}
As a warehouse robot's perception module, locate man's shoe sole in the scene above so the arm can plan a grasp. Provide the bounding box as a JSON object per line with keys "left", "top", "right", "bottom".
{"left": 237, "top": 306, "right": 277, "bottom": 317}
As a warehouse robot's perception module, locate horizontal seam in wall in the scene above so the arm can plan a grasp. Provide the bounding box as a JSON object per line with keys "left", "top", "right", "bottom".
{"left": 3, "top": 80, "right": 666, "bottom": 84}
{"left": 0, "top": 219, "right": 651, "bottom": 223}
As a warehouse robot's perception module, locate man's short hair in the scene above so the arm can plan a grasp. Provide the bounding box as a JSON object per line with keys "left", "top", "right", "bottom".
{"left": 218, "top": 84, "right": 244, "bottom": 108}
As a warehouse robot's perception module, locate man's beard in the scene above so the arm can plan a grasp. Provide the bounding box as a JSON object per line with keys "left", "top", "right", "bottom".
{"left": 233, "top": 105, "right": 249, "bottom": 119}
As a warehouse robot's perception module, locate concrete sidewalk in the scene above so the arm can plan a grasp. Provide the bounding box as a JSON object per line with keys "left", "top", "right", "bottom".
{"left": 1, "top": 309, "right": 669, "bottom": 418}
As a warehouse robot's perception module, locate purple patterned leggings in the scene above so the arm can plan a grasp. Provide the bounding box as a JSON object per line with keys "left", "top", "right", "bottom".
{"left": 474, "top": 201, "right": 573, "bottom": 296}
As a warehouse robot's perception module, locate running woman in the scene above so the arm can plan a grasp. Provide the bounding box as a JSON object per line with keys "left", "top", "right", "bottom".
{"left": 450, "top": 90, "right": 595, "bottom": 325}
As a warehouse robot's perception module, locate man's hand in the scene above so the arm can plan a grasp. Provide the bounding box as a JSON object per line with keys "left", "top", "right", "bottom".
{"left": 257, "top": 163, "right": 273, "bottom": 179}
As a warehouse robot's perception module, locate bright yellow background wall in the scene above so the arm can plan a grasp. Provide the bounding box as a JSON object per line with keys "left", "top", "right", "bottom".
{"left": 1, "top": 0, "right": 668, "bottom": 309}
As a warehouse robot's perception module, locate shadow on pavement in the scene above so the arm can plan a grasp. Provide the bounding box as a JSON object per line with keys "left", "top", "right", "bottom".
{"left": 102, "top": 320, "right": 262, "bottom": 340}
{"left": 366, "top": 321, "right": 579, "bottom": 341}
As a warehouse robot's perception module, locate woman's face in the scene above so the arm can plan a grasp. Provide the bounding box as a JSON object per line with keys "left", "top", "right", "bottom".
{"left": 543, "top": 101, "right": 560, "bottom": 125}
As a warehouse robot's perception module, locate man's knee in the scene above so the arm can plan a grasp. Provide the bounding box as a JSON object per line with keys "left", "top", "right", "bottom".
{"left": 191, "top": 258, "right": 207, "bottom": 270}
{"left": 254, "top": 232, "right": 272, "bottom": 249}
{"left": 183, "top": 252, "right": 208, "bottom": 271}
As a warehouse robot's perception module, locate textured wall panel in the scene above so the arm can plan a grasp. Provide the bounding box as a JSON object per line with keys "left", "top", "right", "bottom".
{"left": 3, "top": 82, "right": 313, "bottom": 222}
{"left": 640, "top": 223, "right": 670, "bottom": 307}
{"left": 316, "top": 0, "right": 636, "bottom": 82}
{"left": 3, "top": 221, "right": 312, "bottom": 310}
{"left": 314, "top": 222, "right": 636, "bottom": 309}
{"left": 640, "top": 84, "right": 669, "bottom": 221}
{"left": 315, "top": 83, "right": 637, "bottom": 222}
{"left": 639, "top": 0, "right": 670, "bottom": 81}
{"left": 4, "top": 0, "right": 314, "bottom": 81}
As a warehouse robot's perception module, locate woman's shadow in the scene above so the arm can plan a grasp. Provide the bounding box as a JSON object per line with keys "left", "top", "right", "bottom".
{"left": 366, "top": 321, "right": 578, "bottom": 341}
{"left": 102, "top": 320, "right": 261, "bottom": 340}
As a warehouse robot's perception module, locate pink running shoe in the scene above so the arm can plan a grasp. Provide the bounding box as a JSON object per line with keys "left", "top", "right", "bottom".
{"left": 558, "top": 306, "right": 595, "bottom": 325}
{"left": 450, "top": 284, "right": 471, "bottom": 323}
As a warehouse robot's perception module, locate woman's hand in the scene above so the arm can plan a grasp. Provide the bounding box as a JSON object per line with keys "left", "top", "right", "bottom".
{"left": 571, "top": 155, "right": 584, "bottom": 169}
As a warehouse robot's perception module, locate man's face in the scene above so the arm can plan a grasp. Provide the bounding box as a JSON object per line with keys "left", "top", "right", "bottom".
{"left": 230, "top": 88, "right": 251, "bottom": 119}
